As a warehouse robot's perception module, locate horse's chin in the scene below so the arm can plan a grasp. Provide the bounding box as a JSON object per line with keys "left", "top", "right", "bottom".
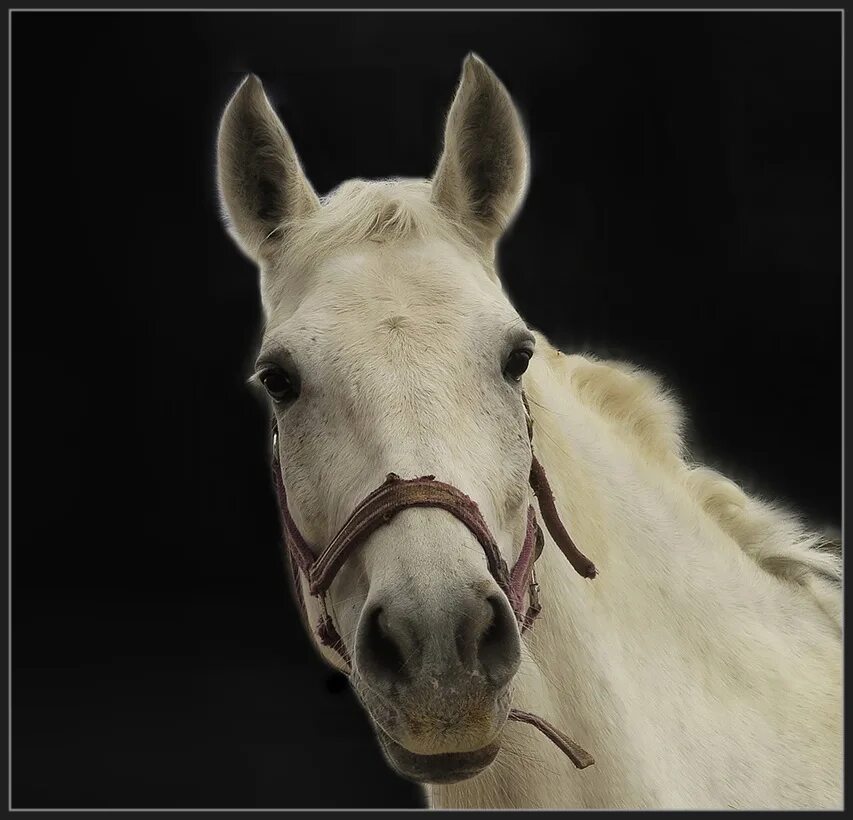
{"left": 374, "top": 726, "right": 501, "bottom": 784}
{"left": 350, "top": 669, "right": 511, "bottom": 784}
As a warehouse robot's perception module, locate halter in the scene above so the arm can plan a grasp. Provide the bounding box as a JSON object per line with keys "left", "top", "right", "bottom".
{"left": 270, "top": 394, "right": 597, "bottom": 770}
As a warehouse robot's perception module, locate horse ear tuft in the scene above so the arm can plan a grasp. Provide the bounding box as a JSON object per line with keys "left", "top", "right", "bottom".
{"left": 431, "top": 55, "right": 530, "bottom": 257}
{"left": 216, "top": 73, "right": 320, "bottom": 262}
{"left": 462, "top": 52, "right": 490, "bottom": 82}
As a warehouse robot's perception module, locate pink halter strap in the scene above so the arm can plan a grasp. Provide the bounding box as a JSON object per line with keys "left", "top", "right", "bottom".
{"left": 270, "top": 396, "right": 597, "bottom": 769}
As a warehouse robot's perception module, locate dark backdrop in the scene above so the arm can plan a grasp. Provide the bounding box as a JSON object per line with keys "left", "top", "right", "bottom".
{"left": 11, "top": 10, "right": 841, "bottom": 810}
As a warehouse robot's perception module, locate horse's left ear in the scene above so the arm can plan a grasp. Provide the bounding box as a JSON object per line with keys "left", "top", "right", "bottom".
{"left": 431, "top": 54, "right": 530, "bottom": 257}
{"left": 217, "top": 74, "right": 320, "bottom": 263}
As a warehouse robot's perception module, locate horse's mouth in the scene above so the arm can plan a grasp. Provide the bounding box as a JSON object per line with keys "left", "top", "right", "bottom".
{"left": 375, "top": 725, "right": 501, "bottom": 784}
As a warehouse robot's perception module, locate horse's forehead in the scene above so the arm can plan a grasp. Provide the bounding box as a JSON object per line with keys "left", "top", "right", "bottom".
{"left": 271, "top": 239, "right": 504, "bottom": 339}
{"left": 317, "top": 240, "right": 485, "bottom": 304}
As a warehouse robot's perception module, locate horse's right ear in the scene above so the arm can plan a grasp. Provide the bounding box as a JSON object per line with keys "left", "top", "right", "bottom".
{"left": 216, "top": 75, "right": 320, "bottom": 262}
{"left": 431, "top": 54, "right": 530, "bottom": 258}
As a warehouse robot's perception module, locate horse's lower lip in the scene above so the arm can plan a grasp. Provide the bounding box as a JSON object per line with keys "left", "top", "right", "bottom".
{"left": 375, "top": 728, "right": 501, "bottom": 784}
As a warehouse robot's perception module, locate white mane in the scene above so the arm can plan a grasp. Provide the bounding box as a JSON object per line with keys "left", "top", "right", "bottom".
{"left": 557, "top": 351, "right": 842, "bottom": 628}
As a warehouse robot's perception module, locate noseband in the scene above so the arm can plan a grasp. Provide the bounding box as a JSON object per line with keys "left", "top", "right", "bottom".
{"left": 270, "top": 394, "right": 597, "bottom": 770}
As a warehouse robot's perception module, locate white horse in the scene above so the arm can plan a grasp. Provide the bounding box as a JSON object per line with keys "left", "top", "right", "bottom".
{"left": 216, "top": 54, "right": 842, "bottom": 809}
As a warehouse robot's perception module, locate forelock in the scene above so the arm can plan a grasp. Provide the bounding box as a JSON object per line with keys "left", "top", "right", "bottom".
{"left": 267, "top": 178, "right": 481, "bottom": 270}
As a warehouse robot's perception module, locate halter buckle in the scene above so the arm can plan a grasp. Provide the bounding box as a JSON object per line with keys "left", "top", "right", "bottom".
{"left": 534, "top": 522, "right": 545, "bottom": 561}
{"left": 522, "top": 565, "right": 542, "bottom": 630}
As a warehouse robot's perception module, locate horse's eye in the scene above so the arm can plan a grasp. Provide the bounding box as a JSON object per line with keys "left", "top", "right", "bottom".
{"left": 259, "top": 367, "right": 299, "bottom": 403}
{"left": 504, "top": 348, "right": 532, "bottom": 382}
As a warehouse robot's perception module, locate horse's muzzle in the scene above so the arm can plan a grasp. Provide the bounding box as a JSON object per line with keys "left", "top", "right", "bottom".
{"left": 351, "top": 658, "right": 512, "bottom": 783}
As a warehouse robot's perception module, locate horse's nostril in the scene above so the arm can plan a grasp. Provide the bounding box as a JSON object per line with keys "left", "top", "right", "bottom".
{"left": 359, "top": 606, "right": 411, "bottom": 685}
{"left": 357, "top": 592, "right": 520, "bottom": 693}
{"left": 477, "top": 594, "right": 521, "bottom": 688}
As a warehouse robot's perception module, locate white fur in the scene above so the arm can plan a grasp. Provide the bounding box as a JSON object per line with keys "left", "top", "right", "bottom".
{"left": 431, "top": 349, "right": 842, "bottom": 808}
{"left": 217, "top": 55, "right": 842, "bottom": 809}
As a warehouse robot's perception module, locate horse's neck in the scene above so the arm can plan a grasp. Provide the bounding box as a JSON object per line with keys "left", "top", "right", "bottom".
{"left": 429, "top": 351, "right": 841, "bottom": 809}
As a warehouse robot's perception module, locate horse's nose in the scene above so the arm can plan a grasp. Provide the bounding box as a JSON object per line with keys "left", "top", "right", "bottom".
{"left": 355, "top": 588, "right": 521, "bottom": 693}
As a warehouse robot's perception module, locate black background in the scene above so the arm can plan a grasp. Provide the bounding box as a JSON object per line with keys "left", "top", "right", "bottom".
{"left": 11, "top": 10, "right": 841, "bottom": 810}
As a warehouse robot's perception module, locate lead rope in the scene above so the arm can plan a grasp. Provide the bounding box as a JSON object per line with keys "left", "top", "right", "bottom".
{"left": 507, "top": 709, "right": 595, "bottom": 769}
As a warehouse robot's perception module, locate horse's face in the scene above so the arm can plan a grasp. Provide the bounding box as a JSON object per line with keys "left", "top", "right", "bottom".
{"left": 259, "top": 239, "right": 533, "bottom": 780}
{"left": 218, "top": 54, "right": 532, "bottom": 784}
